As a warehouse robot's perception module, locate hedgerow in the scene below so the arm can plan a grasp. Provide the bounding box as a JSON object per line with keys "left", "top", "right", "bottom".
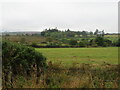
{"left": 2, "top": 41, "right": 46, "bottom": 88}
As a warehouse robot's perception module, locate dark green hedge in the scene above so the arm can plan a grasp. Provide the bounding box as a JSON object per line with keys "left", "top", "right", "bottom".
{"left": 2, "top": 41, "right": 46, "bottom": 87}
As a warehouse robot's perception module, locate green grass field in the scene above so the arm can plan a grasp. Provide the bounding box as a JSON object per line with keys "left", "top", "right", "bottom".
{"left": 104, "top": 35, "right": 119, "bottom": 42}
{"left": 36, "top": 47, "right": 118, "bottom": 67}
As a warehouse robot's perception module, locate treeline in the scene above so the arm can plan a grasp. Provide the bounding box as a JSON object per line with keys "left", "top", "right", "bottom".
{"left": 31, "top": 28, "right": 118, "bottom": 47}
{"left": 41, "top": 28, "right": 105, "bottom": 38}
{"left": 3, "top": 28, "right": 120, "bottom": 48}
{"left": 31, "top": 36, "right": 120, "bottom": 48}
{"left": 32, "top": 38, "right": 120, "bottom": 48}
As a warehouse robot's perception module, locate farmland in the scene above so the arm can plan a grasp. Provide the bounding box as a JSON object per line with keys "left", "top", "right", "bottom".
{"left": 36, "top": 47, "right": 118, "bottom": 67}
{"left": 2, "top": 31, "right": 120, "bottom": 88}
{"left": 3, "top": 34, "right": 119, "bottom": 44}
{"left": 2, "top": 0, "right": 120, "bottom": 88}
{"left": 9, "top": 47, "right": 119, "bottom": 88}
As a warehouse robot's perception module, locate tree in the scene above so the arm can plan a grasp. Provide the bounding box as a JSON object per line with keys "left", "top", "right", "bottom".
{"left": 46, "top": 37, "right": 53, "bottom": 42}
{"left": 104, "top": 39, "right": 112, "bottom": 47}
{"left": 89, "top": 31, "right": 93, "bottom": 37}
{"left": 67, "top": 29, "right": 70, "bottom": 32}
{"left": 81, "top": 31, "right": 87, "bottom": 38}
{"left": 41, "top": 31, "right": 45, "bottom": 36}
{"left": 78, "top": 41, "right": 86, "bottom": 47}
{"left": 116, "top": 38, "right": 120, "bottom": 46}
{"left": 94, "top": 29, "right": 99, "bottom": 36}
{"left": 101, "top": 30, "right": 105, "bottom": 37}
{"left": 69, "top": 39, "right": 77, "bottom": 46}
{"left": 89, "top": 39, "right": 98, "bottom": 47}
{"left": 95, "top": 36, "right": 104, "bottom": 46}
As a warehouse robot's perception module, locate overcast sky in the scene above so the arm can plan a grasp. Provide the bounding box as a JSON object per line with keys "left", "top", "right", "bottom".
{"left": 0, "top": 0, "right": 119, "bottom": 33}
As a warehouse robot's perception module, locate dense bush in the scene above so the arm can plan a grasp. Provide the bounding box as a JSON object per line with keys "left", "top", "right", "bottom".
{"left": 95, "top": 36, "right": 113, "bottom": 47}
{"left": 78, "top": 41, "right": 86, "bottom": 47}
{"left": 103, "top": 39, "right": 112, "bottom": 47}
{"left": 116, "top": 38, "right": 120, "bottom": 47}
{"left": 89, "top": 39, "right": 98, "bottom": 47}
{"left": 31, "top": 42, "right": 38, "bottom": 47}
{"left": 2, "top": 41, "right": 46, "bottom": 88}
{"left": 69, "top": 39, "right": 77, "bottom": 46}
{"left": 95, "top": 36, "right": 104, "bottom": 46}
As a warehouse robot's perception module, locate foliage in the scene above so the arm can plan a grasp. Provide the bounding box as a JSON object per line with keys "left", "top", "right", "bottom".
{"left": 20, "top": 37, "right": 26, "bottom": 44}
{"left": 78, "top": 41, "right": 86, "bottom": 47}
{"left": 2, "top": 31, "right": 119, "bottom": 47}
{"left": 31, "top": 42, "right": 37, "bottom": 47}
{"left": 40, "top": 28, "right": 100, "bottom": 38}
{"left": 69, "top": 39, "right": 77, "bottom": 46}
{"left": 9, "top": 63, "right": 119, "bottom": 88}
{"left": 95, "top": 36, "right": 113, "bottom": 47}
{"left": 95, "top": 36, "right": 105, "bottom": 46}
{"left": 103, "top": 39, "right": 112, "bottom": 47}
{"left": 2, "top": 41, "right": 46, "bottom": 88}
{"left": 116, "top": 38, "right": 120, "bottom": 46}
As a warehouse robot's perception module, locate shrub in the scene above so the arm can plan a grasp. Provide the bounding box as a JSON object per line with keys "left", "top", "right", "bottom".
{"left": 78, "top": 41, "right": 86, "bottom": 47}
{"left": 2, "top": 41, "right": 46, "bottom": 88}
{"left": 20, "top": 37, "right": 26, "bottom": 44}
{"left": 69, "top": 39, "right": 77, "bottom": 46}
{"left": 89, "top": 39, "right": 98, "bottom": 47}
{"left": 103, "top": 39, "right": 112, "bottom": 47}
{"left": 116, "top": 38, "right": 120, "bottom": 47}
{"left": 95, "top": 36, "right": 104, "bottom": 46}
{"left": 31, "top": 42, "right": 37, "bottom": 47}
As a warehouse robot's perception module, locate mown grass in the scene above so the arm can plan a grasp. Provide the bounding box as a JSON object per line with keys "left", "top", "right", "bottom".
{"left": 35, "top": 47, "right": 118, "bottom": 68}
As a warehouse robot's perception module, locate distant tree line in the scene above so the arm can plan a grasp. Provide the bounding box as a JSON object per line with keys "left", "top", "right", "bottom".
{"left": 41, "top": 28, "right": 105, "bottom": 38}
{"left": 30, "top": 28, "right": 119, "bottom": 47}
{"left": 3, "top": 28, "right": 120, "bottom": 48}
{"left": 31, "top": 36, "right": 120, "bottom": 48}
